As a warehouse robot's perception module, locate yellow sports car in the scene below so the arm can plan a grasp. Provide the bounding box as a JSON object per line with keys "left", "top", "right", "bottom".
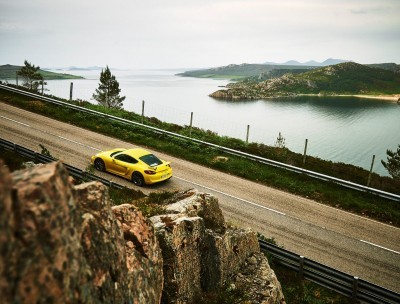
{"left": 91, "top": 148, "right": 172, "bottom": 186}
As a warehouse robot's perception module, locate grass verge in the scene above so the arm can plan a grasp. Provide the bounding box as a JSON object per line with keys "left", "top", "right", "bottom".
{"left": 0, "top": 152, "right": 370, "bottom": 303}
{"left": 1, "top": 87, "right": 399, "bottom": 226}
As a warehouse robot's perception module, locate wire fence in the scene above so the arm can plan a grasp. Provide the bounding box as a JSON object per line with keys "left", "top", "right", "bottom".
{"left": 3, "top": 74, "right": 399, "bottom": 178}
{"left": 1, "top": 83, "right": 399, "bottom": 202}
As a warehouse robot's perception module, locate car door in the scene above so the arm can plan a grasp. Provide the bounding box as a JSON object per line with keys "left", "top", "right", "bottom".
{"left": 112, "top": 154, "right": 131, "bottom": 176}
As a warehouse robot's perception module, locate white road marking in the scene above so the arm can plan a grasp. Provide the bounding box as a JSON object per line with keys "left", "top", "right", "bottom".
{"left": 174, "top": 176, "right": 286, "bottom": 216}
{"left": 360, "top": 240, "right": 400, "bottom": 255}
{"left": 56, "top": 135, "right": 101, "bottom": 151}
{"left": 1, "top": 115, "right": 30, "bottom": 127}
{"left": 4, "top": 114, "right": 400, "bottom": 255}
{"left": 1, "top": 115, "right": 101, "bottom": 152}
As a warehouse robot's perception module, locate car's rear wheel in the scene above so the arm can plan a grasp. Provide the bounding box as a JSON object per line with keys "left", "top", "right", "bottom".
{"left": 94, "top": 158, "right": 105, "bottom": 172}
{"left": 132, "top": 172, "right": 145, "bottom": 186}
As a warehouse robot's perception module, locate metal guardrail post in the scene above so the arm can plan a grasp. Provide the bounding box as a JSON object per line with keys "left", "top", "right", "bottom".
{"left": 299, "top": 255, "right": 305, "bottom": 279}
{"left": 352, "top": 276, "right": 359, "bottom": 300}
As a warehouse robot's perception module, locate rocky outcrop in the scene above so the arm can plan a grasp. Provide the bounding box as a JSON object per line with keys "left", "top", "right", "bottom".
{"left": 0, "top": 161, "right": 162, "bottom": 303}
{"left": 0, "top": 161, "right": 284, "bottom": 304}
{"left": 151, "top": 190, "right": 285, "bottom": 304}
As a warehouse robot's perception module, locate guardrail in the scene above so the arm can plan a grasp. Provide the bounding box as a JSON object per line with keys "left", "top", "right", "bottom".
{"left": 260, "top": 241, "right": 400, "bottom": 304}
{"left": 1, "top": 137, "right": 399, "bottom": 303}
{"left": 1, "top": 83, "right": 399, "bottom": 203}
{"left": 0, "top": 138, "right": 124, "bottom": 189}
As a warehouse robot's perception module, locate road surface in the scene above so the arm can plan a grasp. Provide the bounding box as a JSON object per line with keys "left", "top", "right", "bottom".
{"left": 1, "top": 102, "right": 399, "bottom": 292}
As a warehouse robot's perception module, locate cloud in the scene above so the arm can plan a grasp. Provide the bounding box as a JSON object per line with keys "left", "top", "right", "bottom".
{"left": 1, "top": 0, "right": 399, "bottom": 68}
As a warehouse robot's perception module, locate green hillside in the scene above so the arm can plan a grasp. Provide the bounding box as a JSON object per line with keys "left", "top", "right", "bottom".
{"left": 177, "top": 63, "right": 316, "bottom": 80}
{"left": 209, "top": 62, "right": 400, "bottom": 100}
{"left": 0, "top": 64, "right": 84, "bottom": 80}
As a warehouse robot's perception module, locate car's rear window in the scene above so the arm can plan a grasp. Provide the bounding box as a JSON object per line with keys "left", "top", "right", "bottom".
{"left": 140, "top": 154, "right": 162, "bottom": 167}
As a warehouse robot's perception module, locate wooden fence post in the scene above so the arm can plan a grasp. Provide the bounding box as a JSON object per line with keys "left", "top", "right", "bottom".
{"left": 303, "top": 139, "right": 308, "bottom": 166}
{"left": 189, "top": 112, "right": 193, "bottom": 138}
{"left": 141, "top": 100, "right": 145, "bottom": 124}
{"left": 367, "top": 155, "right": 375, "bottom": 187}
{"left": 246, "top": 125, "right": 250, "bottom": 144}
{"left": 70, "top": 82, "right": 73, "bottom": 100}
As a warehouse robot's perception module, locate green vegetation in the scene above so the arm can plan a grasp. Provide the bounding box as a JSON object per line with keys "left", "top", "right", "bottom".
{"left": 16, "top": 60, "right": 46, "bottom": 92}
{"left": 209, "top": 62, "right": 400, "bottom": 100}
{"left": 1, "top": 87, "right": 399, "bottom": 226}
{"left": 92, "top": 66, "right": 125, "bottom": 109}
{"left": 0, "top": 64, "right": 83, "bottom": 80}
{"left": 0, "top": 148, "right": 31, "bottom": 171}
{"left": 0, "top": 150, "right": 359, "bottom": 303}
{"left": 381, "top": 145, "right": 400, "bottom": 180}
{"left": 271, "top": 263, "right": 355, "bottom": 304}
{"left": 177, "top": 63, "right": 316, "bottom": 80}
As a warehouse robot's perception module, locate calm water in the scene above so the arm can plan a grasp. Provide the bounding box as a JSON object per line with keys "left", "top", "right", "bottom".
{"left": 29, "top": 69, "right": 400, "bottom": 176}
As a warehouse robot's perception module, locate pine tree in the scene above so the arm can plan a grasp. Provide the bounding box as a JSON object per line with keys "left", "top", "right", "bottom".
{"left": 17, "top": 60, "right": 45, "bottom": 92}
{"left": 92, "top": 66, "right": 125, "bottom": 109}
{"left": 381, "top": 144, "right": 400, "bottom": 180}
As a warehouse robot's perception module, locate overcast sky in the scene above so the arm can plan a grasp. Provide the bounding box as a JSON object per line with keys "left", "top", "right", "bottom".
{"left": 1, "top": 0, "right": 399, "bottom": 69}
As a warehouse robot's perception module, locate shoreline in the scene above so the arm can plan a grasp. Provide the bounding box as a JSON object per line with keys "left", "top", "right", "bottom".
{"left": 298, "top": 93, "right": 400, "bottom": 103}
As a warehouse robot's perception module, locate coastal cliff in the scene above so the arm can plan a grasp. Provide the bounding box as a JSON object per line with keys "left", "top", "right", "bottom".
{"left": 0, "top": 160, "right": 285, "bottom": 304}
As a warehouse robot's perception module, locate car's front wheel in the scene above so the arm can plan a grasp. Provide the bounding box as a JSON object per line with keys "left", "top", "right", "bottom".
{"left": 132, "top": 172, "right": 145, "bottom": 186}
{"left": 94, "top": 158, "right": 105, "bottom": 172}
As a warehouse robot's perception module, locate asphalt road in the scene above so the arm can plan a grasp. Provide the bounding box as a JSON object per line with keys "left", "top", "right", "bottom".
{"left": 1, "top": 102, "right": 399, "bottom": 293}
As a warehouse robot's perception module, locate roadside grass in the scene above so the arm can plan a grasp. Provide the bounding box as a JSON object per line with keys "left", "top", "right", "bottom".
{"left": 0, "top": 149, "right": 31, "bottom": 171}
{"left": 271, "top": 262, "right": 355, "bottom": 304}
{"left": 1, "top": 87, "right": 399, "bottom": 226}
{"left": 0, "top": 153, "right": 376, "bottom": 303}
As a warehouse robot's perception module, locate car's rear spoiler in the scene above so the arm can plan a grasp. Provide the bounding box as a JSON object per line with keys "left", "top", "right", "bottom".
{"left": 149, "top": 161, "right": 171, "bottom": 171}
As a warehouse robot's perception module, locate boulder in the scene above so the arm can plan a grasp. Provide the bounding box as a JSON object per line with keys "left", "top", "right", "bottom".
{"left": 151, "top": 189, "right": 284, "bottom": 304}
{"left": 0, "top": 161, "right": 163, "bottom": 303}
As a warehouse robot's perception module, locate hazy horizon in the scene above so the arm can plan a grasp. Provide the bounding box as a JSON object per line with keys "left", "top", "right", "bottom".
{"left": 1, "top": 0, "right": 399, "bottom": 69}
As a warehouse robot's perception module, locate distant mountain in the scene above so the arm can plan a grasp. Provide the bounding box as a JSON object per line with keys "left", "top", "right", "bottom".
{"left": 67, "top": 66, "right": 103, "bottom": 71}
{"left": 0, "top": 64, "right": 84, "bottom": 80}
{"left": 209, "top": 62, "right": 400, "bottom": 100}
{"left": 42, "top": 66, "right": 104, "bottom": 71}
{"left": 177, "top": 59, "right": 353, "bottom": 81}
{"left": 177, "top": 63, "right": 317, "bottom": 80}
{"left": 264, "top": 58, "right": 350, "bottom": 66}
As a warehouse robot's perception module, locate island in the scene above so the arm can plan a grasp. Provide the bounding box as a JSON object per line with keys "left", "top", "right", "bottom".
{"left": 179, "top": 62, "right": 400, "bottom": 102}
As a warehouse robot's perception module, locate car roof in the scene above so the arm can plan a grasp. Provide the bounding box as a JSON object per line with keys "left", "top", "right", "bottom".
{"left": 122, "top": 148, "right": 151, "bottom": 158}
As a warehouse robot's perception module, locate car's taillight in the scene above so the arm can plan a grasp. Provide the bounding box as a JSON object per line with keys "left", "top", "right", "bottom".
{"left": 144, "top": 170, "right": 156, "bottom": 175}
